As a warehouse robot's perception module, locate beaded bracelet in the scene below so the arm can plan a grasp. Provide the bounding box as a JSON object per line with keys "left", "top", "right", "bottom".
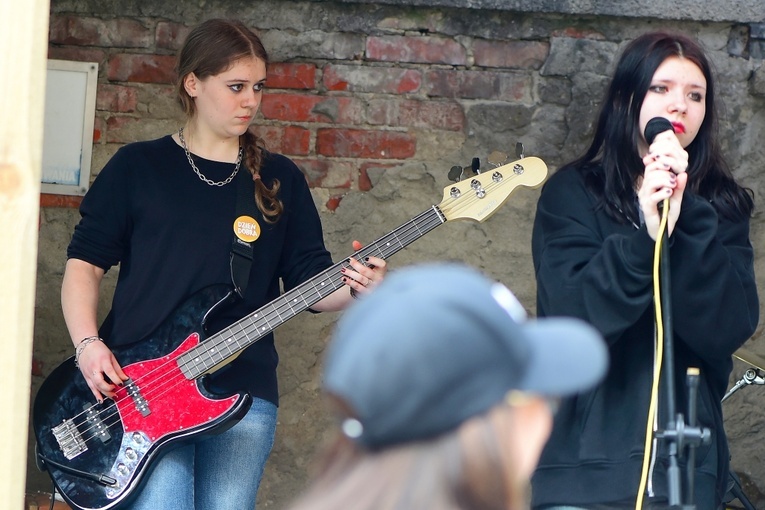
{"left": 74, "top": 336, "right": 103, "bottom": 368}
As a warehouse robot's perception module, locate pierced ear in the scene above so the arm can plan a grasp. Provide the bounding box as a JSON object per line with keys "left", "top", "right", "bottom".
{"left": 183, "top": 72, "right": 198, "bottom": 98}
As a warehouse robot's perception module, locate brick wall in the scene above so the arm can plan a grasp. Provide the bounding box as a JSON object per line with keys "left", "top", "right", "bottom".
{"left": 43, "top": 11, "right": 560, "bottom": 211}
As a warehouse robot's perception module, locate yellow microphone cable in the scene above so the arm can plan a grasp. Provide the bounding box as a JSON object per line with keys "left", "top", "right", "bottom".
{"left": 635, "top": 197, "right": 670, "bottom": 510}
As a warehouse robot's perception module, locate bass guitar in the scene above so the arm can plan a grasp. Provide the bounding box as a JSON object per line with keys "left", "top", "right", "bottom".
{"left": 33, "top": 156, "right": 547, "bottom": 510}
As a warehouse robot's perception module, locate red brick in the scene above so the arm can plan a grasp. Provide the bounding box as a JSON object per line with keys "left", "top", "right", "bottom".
{"left": 367, "top": 35, "right": 467, "bottom": 65}
{"left": 40, "top": 194, "right": 82, "bottom": 208}
{"left": 473, "top": 40, "right": 549, "bottom": 69}
{"left": 49, "top": 15, "right": 151, "bottom": 48}
{"left": 551, "top": 28, "right": 607, "bottom": 40}
{"left": 424, "top": 69, "right": 498, "bottom": 99}
{"left": 49, "top": 15, "right": 101, "bottom": 46}
{"left": 93, "top": 118, "right": 105, "bottom": 143}
{"left": 97, "top": 84, "right": 138, "bottom": 112}
{"left": 156, "top": 21, "right": 192, "bottom": 51}
{"left": 105, "top": 116, "right": 141, "bottom": 143}
{"left": 48, "top": 47, "right": 105, "bottom": 65}
{"left": 316, "top": 129, "right": 416, "bottom": 159}
{"left": 326, "top": 195, "right": 343, "bottom": 212}
{"left": 367, "top": 99, "right": 464, "bottom": 131}
{"left": 359, "top": 162, "right": 395, "bottom": 191}
{"left": 31, "top": 356, "right": 44, "bottom": 376}
{"left": 107, "top": 54, "right": 176, "bottom": 84}
{"left": 261, "top": 94, "right": 323, "bottom": 122}
{"left": 251, "top": 125, "right": 311, "bottom": 156}
{"left": 267, "top": 63, "right": 316, "bottom": 90}
{"left": 294, "top": 159, "right": 353, "bottom": 188}
{"left": 323, "top": 64, "right": 421, "bottom": 94}
{"left": 294, "top": 158, "right": 330, "bottom": 187}
{"left": 424, "top": 70, "right": 532, "bottom": 101}
{"left": 499, "top": 75, "right": 534, "bottom": 102}
{"left": 261, "top": 93, "right": 358, "bottom": 124}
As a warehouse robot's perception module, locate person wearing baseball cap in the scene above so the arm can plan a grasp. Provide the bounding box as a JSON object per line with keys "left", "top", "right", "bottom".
{"left": 287, "top": 263, "right": 608, "bottom": 510}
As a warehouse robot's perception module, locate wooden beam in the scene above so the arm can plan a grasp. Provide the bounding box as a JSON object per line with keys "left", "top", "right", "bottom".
{"left": 0, "top": 0, "right": 51, "bottom": 508}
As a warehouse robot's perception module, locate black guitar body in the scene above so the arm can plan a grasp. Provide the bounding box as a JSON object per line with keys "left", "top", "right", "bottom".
{"left": 33, "top": 285, "right": 252, "bottom": 510}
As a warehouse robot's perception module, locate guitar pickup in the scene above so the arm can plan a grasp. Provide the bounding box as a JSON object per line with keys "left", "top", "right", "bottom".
{"left": 124, "top": 378, "right": 150, "bottom": 417}
{"left": 52, "top": 418, "right": 87, "bottom": 460}
{"left": 83, "top": 403, "right": 111, "bottom": 443}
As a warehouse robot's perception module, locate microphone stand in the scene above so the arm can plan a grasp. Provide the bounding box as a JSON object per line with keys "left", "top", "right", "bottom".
{"left": 653, "top": 209, "right": 711, "bottom": 509}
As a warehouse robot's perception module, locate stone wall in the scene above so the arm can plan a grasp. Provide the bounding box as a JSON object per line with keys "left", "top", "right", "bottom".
{"left": 31, "top": 0, "right": 765, "bottom": 507}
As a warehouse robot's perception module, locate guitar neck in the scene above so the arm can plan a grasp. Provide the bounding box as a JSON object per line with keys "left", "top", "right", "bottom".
{"left": 177, "top": 155, "right": 549, "bottom": 379}
{"left": 179, "top": 205, "right": 447, "bottom": 379}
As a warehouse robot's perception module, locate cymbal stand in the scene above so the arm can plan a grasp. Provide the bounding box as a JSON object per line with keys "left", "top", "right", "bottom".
{"left": 721, "top": 366, "right": 763, "bottom": 510}
{"left": 722, "top": 367, "right": 765, "bottom": 403}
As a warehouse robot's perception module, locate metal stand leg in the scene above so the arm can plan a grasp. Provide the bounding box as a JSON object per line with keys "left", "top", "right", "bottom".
{"left": 724, "top": 469, "right": 757, "bottom": 510}
{"left": 722, "top": 366, "right": 764, "bottom": 510}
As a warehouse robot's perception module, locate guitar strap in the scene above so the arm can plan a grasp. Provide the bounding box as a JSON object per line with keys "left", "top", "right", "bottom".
{"left": 230, "top": 169, "right": 255, "bottom": 298}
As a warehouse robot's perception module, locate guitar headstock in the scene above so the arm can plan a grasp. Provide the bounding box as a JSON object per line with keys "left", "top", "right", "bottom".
{"left": 438, "top": 156, "right": 548, "bottom": 223}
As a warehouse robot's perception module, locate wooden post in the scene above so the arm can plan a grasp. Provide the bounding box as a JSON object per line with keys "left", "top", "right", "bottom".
{"left": 0, "top": 0, "right": 51, "bottom": 508}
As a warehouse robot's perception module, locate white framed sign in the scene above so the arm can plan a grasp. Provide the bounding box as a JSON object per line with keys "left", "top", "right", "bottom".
{"left": 41, "top": 59, "right": 98, "bottom": 196}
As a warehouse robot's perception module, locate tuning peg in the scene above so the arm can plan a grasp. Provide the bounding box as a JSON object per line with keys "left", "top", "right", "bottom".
{"left": 448, "top": 165, "right": 463, "bottom": 182}
{"left": 515, "top": 142, "right": 525, "bottom": 160}
{"left": 448, "top": 158, "right": 481, "bottom": 182}
{"left": 487, "top": 151, "right": 508, "bottom": 167}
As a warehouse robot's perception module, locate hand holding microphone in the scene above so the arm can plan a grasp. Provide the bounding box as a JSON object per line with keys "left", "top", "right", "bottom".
{"left": 638, "top": 117, "right": 689, "bottom": 240}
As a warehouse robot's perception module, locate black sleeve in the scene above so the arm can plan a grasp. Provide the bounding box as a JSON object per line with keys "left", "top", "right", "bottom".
{"left": 532, "top": 168, "right": 658, "bottom": 344}
{"left": 272, "top": 154, "right": 334, "bottom": 292}
{"left": 67, "top": 147, "right": 133, "bottom": 271}
{"left": 667, "top": 193, "right": 759, "bottom": 364}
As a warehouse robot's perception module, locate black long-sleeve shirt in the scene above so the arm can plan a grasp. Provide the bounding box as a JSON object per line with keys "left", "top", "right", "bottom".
{"left": 67, "top": 135, "right": 334, "bottom": 405}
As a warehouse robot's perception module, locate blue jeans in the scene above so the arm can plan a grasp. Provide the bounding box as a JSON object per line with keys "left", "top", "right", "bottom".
{"left": 126, "top": 397, "right": 277, "bottom": 510}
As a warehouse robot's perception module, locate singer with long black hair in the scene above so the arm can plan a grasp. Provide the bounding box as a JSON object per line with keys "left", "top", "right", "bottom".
{"left": 530, "top": 31, "right": 758, "bottom": 509}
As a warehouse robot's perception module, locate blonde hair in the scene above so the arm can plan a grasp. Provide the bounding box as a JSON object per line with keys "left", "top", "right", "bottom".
{"left": 288, "top": 406, "right": 528, "bottom": 510}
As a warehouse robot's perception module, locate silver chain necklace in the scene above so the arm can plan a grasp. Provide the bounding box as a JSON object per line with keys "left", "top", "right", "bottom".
{"left": 178, "top": 127, "right": 243, "bottom": 187}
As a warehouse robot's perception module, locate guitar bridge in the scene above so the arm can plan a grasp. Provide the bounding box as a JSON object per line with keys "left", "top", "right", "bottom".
{"left": 52, "top": 418, "right": 87, "bottom": 460}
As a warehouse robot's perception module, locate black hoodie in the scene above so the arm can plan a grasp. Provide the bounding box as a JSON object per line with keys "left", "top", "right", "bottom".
{"left": 530, "top": 165, "right": 758, "bottom": 508}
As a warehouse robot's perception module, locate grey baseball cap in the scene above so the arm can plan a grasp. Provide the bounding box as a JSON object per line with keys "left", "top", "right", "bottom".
{"left": 323, "top": 263, "right": 608, "bottom": 449}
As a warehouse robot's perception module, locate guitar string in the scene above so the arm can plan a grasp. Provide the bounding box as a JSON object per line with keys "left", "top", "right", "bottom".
{"left": 65, "top": 216, "right": 441, "bottom": 450}
{"left": 58, "top": 174, "right": 507, "bottom": 450}
{"left": 63, "top": 208, "right": 447, "bottom": 448}
{"left": 193, "top": 164, "right": 532, "bottom": 366}
{"left": 63, "top": 169, "right": 527, "bottom": 451}
{"left": 61, "top": 171, "right": 521, "bottom": 449}
{"left": 178, "top": 207, "right": 444, "bottom": 376}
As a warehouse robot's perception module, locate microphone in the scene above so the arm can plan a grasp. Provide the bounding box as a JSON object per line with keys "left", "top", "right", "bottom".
{"left": 644, "top": 117, "right": 674, "bottom": 145}
{"left": 644, "top": 117, "right": 675, "bottom": 213}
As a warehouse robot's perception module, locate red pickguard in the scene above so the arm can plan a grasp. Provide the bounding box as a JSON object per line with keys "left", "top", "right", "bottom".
{"left": 113, "top": 333, "right": 238, "bottom": 442}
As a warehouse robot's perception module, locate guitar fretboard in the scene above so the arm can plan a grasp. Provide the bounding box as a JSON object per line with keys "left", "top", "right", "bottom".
{"left": 177, "top": 205, "right": 446, "bottom": 379}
